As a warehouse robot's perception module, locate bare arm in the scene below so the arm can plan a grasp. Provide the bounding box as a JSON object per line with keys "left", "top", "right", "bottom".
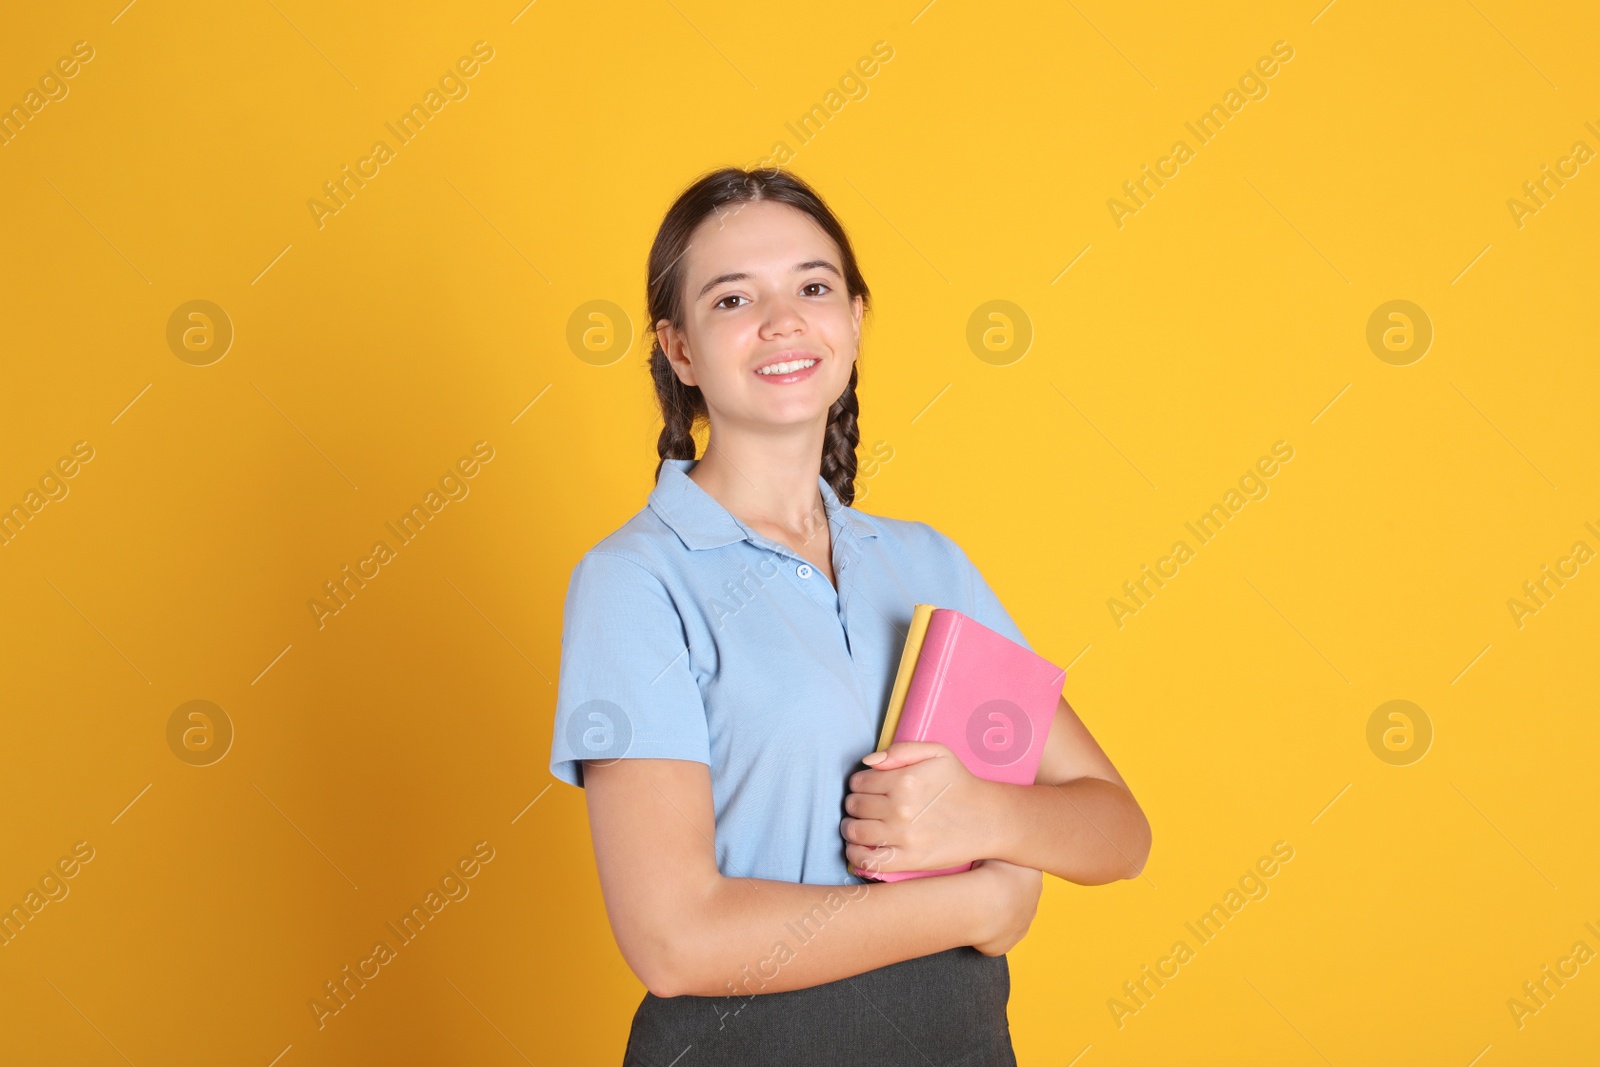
{"left": 988, "top": 693, "right": 1151, "bottom": 884}
{"left": 843, "top": 694, "right": 1151, "bottom": 886}
{"left": 582, "top": 755, "right": 1006, "bottom": 998}
{"left": 982, "top": 775, "right": 1149, "bottom": 884}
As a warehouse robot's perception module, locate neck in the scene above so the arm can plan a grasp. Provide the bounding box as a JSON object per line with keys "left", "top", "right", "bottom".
{"left": 687, "top": 431, "right": 830, "bottom": 543}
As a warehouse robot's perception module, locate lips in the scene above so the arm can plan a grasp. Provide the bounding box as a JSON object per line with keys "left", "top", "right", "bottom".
{"left": 754, "top": 352, "right": 822, "bottom": 372}
{"left": 752, "top": 355, "right": 823, "bottom": 384}
{"left": 755, "top": 359, "right": 819, "bottom": 377}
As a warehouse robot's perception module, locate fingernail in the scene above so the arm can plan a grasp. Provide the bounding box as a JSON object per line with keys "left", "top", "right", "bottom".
{"left": 863, "top": 751, "right": 886, "bottom": 765}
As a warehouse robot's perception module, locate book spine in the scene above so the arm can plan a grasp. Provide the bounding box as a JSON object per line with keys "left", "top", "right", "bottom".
{"left": 898, "top": 610, "right": 958, "bottom": 742}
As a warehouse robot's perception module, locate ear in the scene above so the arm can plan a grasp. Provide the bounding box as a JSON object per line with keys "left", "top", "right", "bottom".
{"left": 657, "top": 319, "right": 697, "bottom": 388}
{"left": 851, "top": 294, "right": 863, "bottom": 341}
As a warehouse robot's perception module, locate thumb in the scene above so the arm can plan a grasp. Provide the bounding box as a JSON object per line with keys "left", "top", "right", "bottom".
{"left": 861, "top": 740, "right": 947, "bottom": 770}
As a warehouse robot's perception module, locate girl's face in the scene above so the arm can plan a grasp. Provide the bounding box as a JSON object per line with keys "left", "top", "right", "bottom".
{"left": 658, "top": 199, "right": 863, "bottom": 434}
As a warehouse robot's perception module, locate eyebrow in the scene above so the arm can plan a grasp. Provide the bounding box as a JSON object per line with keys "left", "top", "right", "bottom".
{"left": 696, "top": 260, "right": 841, "bottom": 300}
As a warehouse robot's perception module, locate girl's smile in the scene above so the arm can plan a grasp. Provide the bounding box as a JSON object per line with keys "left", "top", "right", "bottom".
{"left": 753, "top": 353, "right": 823, "bottom": 384}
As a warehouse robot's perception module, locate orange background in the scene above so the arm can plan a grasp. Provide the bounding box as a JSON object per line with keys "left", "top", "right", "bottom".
{"left": 2, "top": 1, "right": 1597, "bottom": 1064}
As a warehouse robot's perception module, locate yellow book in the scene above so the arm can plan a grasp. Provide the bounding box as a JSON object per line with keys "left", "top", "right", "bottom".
{"left": 873, "top": 603, "right": 936, "bottom": 752}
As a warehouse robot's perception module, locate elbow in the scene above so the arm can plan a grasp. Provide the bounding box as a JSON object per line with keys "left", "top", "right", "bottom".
{"left": 641, "top": 967, "right": 683, "bottom": 1000}
{"left": 644, "top": 935, "right": 739, "bottom": 999}
{"left": 1127, "top": 808, "right": 1153, "bottom": 881}
{"left": 621, "top": 930, "right": 692, "bottom": 999}
{"left": 639, "top": 951, "right": 718, "bottom": 1000}
{"left": 643, "top": 942, "right": 702, "bottom": 999}
{"left": 613, "top": 874, "right": 726, "bottom": 998}
{"left": 620, "top": 917, "right": 719, "bottom": 999}
{"left": 632, "top": 955, "right": 676, "bottom": 1000}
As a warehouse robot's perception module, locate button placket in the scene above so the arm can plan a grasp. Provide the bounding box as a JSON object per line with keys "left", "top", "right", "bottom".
{"left": 739, "top": 523, "right": 841, "bottom": 607}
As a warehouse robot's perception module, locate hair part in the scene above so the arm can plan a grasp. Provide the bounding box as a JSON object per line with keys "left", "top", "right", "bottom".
{"left": 645, "top": 167, "right": 871, "bottom": 505}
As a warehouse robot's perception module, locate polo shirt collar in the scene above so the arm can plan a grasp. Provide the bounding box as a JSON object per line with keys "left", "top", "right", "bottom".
{"left": 650, "top": 457, "right": 879, "bottom": 552}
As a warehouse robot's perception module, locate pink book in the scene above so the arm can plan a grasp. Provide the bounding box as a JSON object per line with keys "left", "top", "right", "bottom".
{"left": 851, "top": 605, "right": 1065, "bottom": 882}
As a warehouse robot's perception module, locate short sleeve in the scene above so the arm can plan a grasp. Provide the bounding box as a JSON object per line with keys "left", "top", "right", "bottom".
{"left": 948, "top": 536, "right": 1033, "bottom": 652}
{"left": 548, "top": 551, "right": 711, "bottom": 788}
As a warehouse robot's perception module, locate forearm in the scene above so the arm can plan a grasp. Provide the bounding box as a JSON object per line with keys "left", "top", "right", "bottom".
{"left": 661, "top": 870, "right": 980, "bottom": 998}
{"left": 983, "top": 776, "right": 1151, "bottom": 885}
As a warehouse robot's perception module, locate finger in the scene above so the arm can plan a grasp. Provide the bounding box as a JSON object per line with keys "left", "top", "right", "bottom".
{"left": 847, "top": 842, "right": 899, "bottom": 873}
{"left": 847, "top": 768, "right": 894, "bottom": 795}
{"left": 861, "top": 740, "right": 950, "bottom": 771}
{"left": 840, "top": 816, "right": 890, "bottom": 847}
{"left": 860, "top": 741, "right": 942, "bottom": 769}
{"left": 843, "top": 792, "right": 891, "bottom": 820}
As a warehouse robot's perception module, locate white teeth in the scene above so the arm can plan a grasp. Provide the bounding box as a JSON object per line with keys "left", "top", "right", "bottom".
{"left": 756, "top": 359, "right": 817, "bottom": 375}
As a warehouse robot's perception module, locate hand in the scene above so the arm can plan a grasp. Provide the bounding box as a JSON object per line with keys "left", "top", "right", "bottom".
{"left": 841, "top": 741, "right": 999, "bottom": 877}
{"left": 965, "top": 857, "right": 1043, "bottom": 956}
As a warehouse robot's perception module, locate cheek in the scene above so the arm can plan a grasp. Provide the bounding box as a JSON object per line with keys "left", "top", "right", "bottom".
{"left": 686, "top": 318, "right": 749, "bottom": 377}
{"left": 828, "top": 307, "right": 859, "bottom": 348}
{"left": 831, "top": 333, "right": 857, "bottom": 378}
{"left": 830, "top": 357, "right": 853, "bottom": 391}
{"left": 711, "top": 313, "right": 763, "bottom": 354}
{"left": 820, "top": 313, "right": 859, "bottom": 364}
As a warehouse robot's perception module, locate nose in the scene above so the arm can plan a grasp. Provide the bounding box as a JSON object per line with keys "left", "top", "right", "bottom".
{"left": 761, "top": 291, "right": 806, "bottom": 338}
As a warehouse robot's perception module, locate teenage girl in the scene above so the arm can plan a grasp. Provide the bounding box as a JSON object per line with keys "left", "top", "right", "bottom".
{"left": 550, "top": 167, "right": 1151, "bottom": 1066}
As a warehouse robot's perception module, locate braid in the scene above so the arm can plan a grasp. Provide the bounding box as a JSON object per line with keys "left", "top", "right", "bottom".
{"left": 820, "top": 361, "right": 861, "bottom": 506}
{"left": 651, "top": 339, "right": 703, "bottom": 483}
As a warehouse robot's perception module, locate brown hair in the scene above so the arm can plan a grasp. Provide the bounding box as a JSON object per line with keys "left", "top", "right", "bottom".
{"left": 645, "top": 167, "right": 871, "bottom": 505}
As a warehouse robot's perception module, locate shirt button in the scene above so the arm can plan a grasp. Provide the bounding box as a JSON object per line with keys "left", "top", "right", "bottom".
{"left": 796, "top": 564, "right": 813, "bottom": 578}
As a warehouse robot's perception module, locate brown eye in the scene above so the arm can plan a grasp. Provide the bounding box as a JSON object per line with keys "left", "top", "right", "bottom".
{"left": 802, "top": 282, "right": 830, "bottom": 296}
{"left": 715, "top": 294, "right": 747, "bottom": 309}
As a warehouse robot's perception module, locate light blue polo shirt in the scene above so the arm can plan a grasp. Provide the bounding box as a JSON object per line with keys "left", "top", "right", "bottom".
{"left": 548, "top": 457, "right": 1031, "bottom": 886}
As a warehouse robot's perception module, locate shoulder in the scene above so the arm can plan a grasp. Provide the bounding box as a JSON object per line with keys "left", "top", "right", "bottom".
{"left": 855, "top": 507, "right": 965, "bottom": 560}
{"left": 565, "top": 505, "right": 684, "bottom": 597}
{"left": 849, "top": 507, "right": 974, "bottom": 584}
{"left": 560, "top": 523, "right": 696, "bottom": 644}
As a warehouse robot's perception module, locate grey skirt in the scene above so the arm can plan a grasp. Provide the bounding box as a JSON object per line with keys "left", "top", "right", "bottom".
{"left": 621, "top": 945, "right": 1016, "bottom": 1067}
